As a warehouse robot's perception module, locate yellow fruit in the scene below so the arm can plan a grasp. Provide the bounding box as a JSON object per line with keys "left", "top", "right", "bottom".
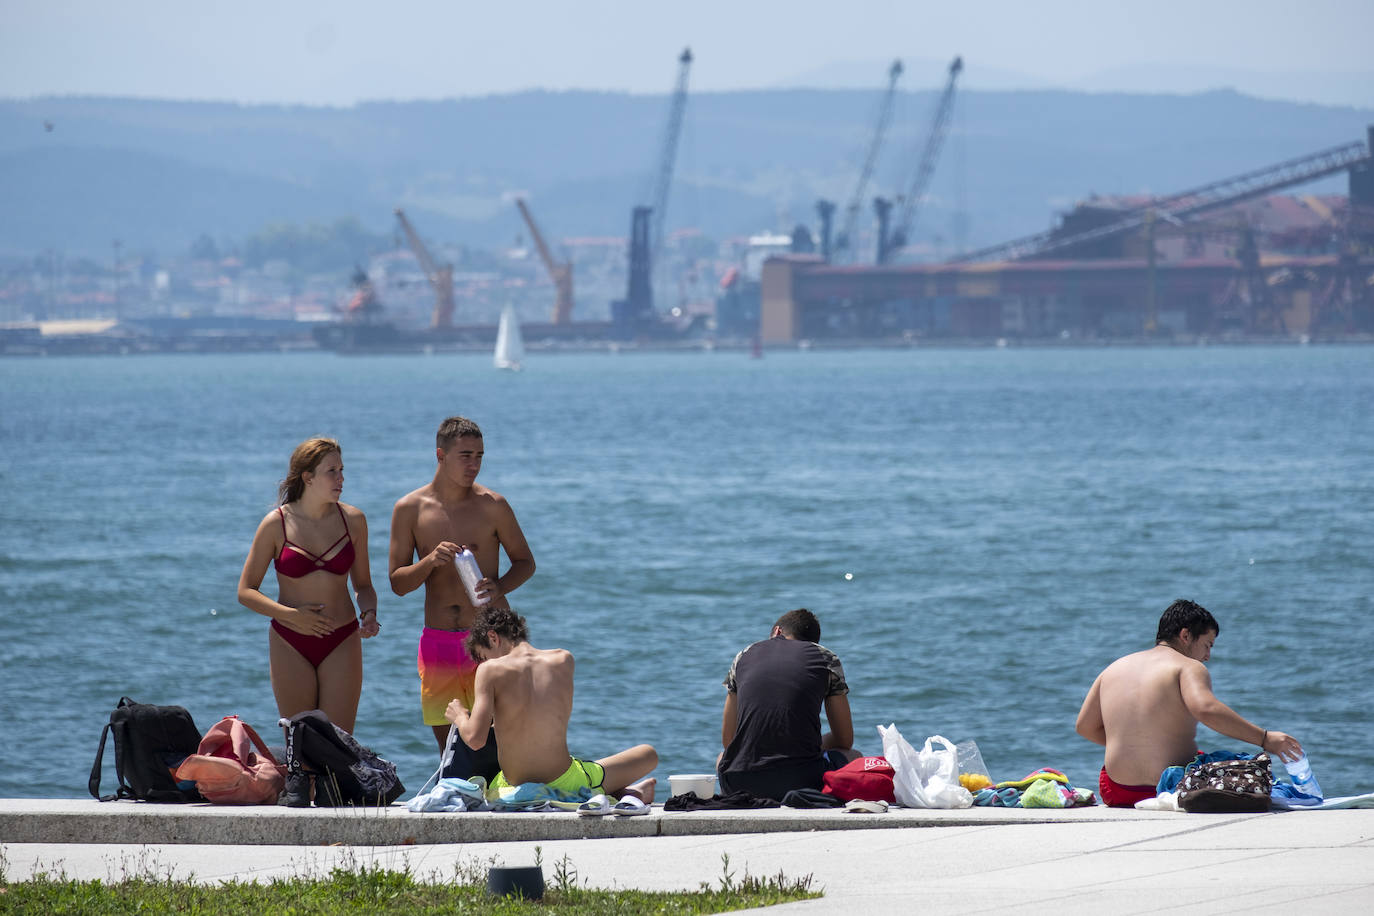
{"left": 959, "top": 773, "right": 992, "bottom": 791}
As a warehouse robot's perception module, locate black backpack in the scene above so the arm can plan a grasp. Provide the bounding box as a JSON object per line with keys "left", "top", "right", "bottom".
{"left": 89, "top": 697, "right": 203, "bottom": 802}
{"left": 282, "top": 710, "right": 404, "bottom": 807}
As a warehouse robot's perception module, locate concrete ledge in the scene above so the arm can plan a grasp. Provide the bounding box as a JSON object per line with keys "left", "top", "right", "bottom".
{"left": 0, "top": 799, "right": 1187, "bottom": 846}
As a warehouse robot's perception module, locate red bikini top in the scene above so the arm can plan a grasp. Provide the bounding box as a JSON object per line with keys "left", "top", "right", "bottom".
{"left": 274, "top": 504, "right": 355, "bottom": 578}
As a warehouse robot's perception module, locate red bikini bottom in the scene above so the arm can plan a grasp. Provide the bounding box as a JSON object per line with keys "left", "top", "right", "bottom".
{"left": 271, "top": 618, "right": 359, "bottom": 668}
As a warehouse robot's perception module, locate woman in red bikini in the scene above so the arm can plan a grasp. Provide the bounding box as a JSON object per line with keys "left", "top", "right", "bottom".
{"left": 237, "top": 438, "right": 379, "bottom": 745}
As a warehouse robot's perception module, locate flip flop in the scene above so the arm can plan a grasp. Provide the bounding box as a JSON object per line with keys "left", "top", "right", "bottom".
{"left": 577, "top": 794, "right": 614, "bottom": 817}
{"left": 611, "top": 795, "right": 651, "bottom": 816}
{"left": 844, "top": 798, "right": 889, "bottom": 813}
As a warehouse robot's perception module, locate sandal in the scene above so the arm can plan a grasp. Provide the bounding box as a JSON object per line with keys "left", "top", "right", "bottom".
{"left": 844, "top": 798, "right": 889, "bottom": 813}
{"left": 577, "top": 794, "right": 614, "bottom": 817}
{"left": 611, "top": 795, "right": 651, "bottom": 816}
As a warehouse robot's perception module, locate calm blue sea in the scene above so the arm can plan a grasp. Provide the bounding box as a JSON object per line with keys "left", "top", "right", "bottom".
{"left": 1, "top": 344, "right": 1371, "bottom": 802}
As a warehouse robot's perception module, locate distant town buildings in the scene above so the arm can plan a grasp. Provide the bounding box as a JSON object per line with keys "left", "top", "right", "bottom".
{"left": 3, "top": 186, "right": 1371, "bottom": 354}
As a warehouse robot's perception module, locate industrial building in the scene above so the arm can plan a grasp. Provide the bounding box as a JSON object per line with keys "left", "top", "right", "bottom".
{"left": 761, "top": 127, "right": 1374, "bottom": 343}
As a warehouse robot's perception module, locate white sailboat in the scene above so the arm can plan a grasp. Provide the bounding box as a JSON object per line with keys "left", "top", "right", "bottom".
{"left": 493, "top": 303, "right": 525, "bottom": 371}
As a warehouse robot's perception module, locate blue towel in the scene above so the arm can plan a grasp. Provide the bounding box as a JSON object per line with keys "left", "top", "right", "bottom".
{"left": 1270, "top": 782, "right": 1322, "bottom": 808}
{"left": 973, "top": 787, "right": 1020, "bottom": 807}
{"left": 491, "top": 781, "right": 599, "bottom": 811}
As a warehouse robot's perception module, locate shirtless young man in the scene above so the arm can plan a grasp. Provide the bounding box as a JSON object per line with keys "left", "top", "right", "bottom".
{"left": 389, "top": 416, "right": 535, "bottom": 761}
{"left": 446, "top": 605, "right": 657, "bottom": 801}
{"left": 1076, "top": 598, "right": 1303, "bottom": 807}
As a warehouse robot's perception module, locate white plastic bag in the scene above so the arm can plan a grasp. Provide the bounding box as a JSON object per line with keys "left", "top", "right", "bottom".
{"left": 878, "top": 724, "right": 973, "bottom": 809}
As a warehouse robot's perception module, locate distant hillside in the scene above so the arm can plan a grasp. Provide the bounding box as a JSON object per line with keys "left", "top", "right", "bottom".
{"left": 1, "top": 89, "right": 1369, "bottom": 258}
{"left": 0, "top": 145, "right": 377, "bottom": 253}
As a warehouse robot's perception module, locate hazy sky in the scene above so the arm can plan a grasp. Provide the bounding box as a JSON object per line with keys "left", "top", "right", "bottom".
{"left": 3, "top": 0, "right": 1372, "bottom": 107}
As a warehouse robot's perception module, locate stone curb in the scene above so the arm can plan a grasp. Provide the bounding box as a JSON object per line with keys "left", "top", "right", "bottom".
{"left": 0, "top": 799, "right": 1188, "bottom": 846}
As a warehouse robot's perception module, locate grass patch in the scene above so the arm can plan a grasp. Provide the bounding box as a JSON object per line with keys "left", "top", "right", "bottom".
{"left": 0, "top": 846, "right": 819, "bottom": 914}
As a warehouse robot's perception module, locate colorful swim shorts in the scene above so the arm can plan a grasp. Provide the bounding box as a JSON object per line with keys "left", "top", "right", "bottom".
{"left": 489, "top": 757, "right": 606, "bottom": 796}
{"left": 418, "top": 627, "right": 480, "bottom": 726}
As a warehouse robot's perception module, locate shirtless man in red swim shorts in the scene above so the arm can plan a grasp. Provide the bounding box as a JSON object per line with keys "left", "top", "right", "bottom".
{"left": 1076, "top": 599, "right": 1303, "bottom": 807}
{"left": 389, "top": 416, "right": 535, "bottom": 771}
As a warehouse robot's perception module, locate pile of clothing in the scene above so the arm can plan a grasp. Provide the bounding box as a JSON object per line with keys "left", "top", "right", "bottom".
{"left": 971, "top": 768, "right": 1096, "bottom": 808}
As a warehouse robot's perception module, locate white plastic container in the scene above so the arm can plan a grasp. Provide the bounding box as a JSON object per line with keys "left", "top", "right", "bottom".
{"left": 453, "top": 548, "right": 490, "bottom": 607}
{"left": 668, "top": 774, "right": 716, "bottom": 799}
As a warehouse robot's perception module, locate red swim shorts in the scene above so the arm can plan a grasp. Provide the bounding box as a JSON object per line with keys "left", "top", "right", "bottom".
{"left": 1099, "top": 766, "right": 1157, "bottom": 808}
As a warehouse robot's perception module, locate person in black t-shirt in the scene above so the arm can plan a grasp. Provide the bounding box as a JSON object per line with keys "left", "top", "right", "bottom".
{"left": 717, "top": 608, "right": 860, "bottom": 800}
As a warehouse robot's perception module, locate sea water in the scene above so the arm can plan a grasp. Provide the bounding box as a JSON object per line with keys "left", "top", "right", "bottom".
{"left": 1, "top": 344, "right": 1371, "bottom": 800}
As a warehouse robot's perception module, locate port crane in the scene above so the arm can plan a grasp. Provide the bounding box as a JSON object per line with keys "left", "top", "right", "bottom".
{"left": 820, "top": 59, "right": 904, "bottom": 262}
{"left": 514, "top": 197, "right": 574, "bottom": 324}
{"left": 394, "top": 208, "right": 455, "bottom": 329}
{"left": 880, "top": 56, "right": 963, "bottom": 263}
{"left": 617, "top": 48, "right": 693, "bottom": 329}
{"left": 648, "top": 47, "right": 693, "bottom": 266}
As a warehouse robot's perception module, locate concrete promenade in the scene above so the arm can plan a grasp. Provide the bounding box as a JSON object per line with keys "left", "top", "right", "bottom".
{"left": 2, "top": 799, "right": 1371, "bottom": 913}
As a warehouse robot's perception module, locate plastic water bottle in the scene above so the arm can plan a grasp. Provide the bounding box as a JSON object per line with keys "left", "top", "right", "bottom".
{"left": 1283, "top": 752, "right": 1322, "bottom": 799}
{"left": 453, "top": 548, "right": 489, "bottom": 607}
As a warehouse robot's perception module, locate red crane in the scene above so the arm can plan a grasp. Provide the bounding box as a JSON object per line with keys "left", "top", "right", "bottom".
{"left": 394, "top": 208, "right": 455, "bottom": 329}
{"left": 514, "top": 198, "right": 574, "bottom": 324}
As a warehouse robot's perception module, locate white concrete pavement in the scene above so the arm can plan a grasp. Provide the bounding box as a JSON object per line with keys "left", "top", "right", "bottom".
{"left": 2, "top": 801, "right": 1371, "bottom": 914}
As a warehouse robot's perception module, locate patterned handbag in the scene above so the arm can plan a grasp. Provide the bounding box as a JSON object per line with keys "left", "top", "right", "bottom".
{"left": 1178, "top": 753, "right": 1272, "bottom": 813}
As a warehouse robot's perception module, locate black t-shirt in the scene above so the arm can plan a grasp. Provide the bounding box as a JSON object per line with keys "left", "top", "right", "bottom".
{"left": 718, "top": 635, "right": 848, "bottom": 775}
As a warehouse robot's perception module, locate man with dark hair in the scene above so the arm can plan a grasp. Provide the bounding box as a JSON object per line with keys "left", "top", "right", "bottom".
{"left": 717, "top": 608, "right": 860, "bottom": 801}
{"left": 774, "top": 607, "right": 821, "bottom": 643}
{"left": 1155, "top": 598, "right": 1220, "bottom": 644}
{"left": 389, "top": 416, "right": 536, "bottom": 766}
{"left": 1076, "top": 598, "right": 1303, "bottom": 807}
{"left": 445, "top": 606, "right": 657, "bottom": 802}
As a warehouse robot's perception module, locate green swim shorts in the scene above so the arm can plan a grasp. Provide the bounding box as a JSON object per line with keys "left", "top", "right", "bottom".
{"left": 489, "top": 757, "right": 605, "bottom": 795}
